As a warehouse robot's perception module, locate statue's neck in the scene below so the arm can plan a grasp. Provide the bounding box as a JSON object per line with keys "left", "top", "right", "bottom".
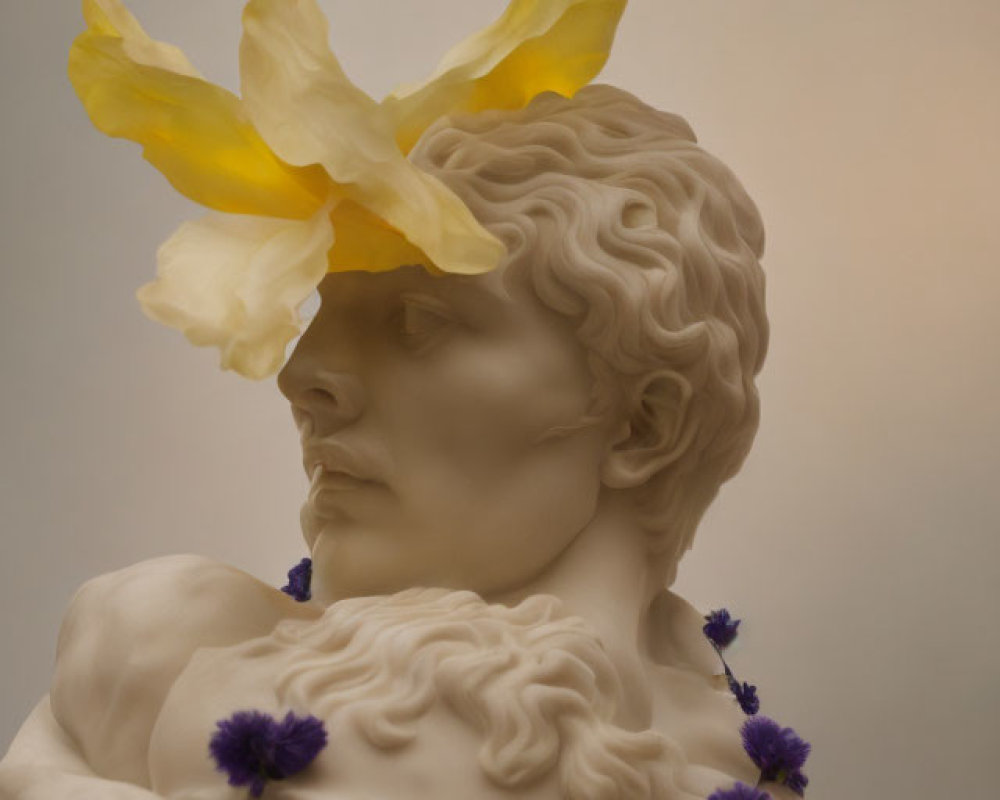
{"left": 488, "top": 497, "right": 663, "bottom": 729}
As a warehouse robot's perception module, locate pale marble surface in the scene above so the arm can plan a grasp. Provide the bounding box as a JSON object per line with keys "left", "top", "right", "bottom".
{"left": 2, "top": 2, "right": 1000, "bottom": 798}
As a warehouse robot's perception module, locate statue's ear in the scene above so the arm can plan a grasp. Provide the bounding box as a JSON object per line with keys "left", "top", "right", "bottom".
{"left": 601, "top": 369, "right": 695, "bottom": 489}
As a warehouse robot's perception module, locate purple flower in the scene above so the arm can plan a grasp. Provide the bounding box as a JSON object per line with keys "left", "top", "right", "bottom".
{"left": 786, "top": 769, "right": 809, "bottom": 794}
{"left": 209, "top": 710, "right": 327, "bottom": 797}
{"left": 708, "top": 783, "right": 771, "bottom": 800}
{"left": 727, "top": 675, "right": 761, "bottom": 715}
{"left": 741, "top": 716, "right": 811, "bottom": 795}
{"left": 270, "top": 712, "right": 328, "bottom": 775}
{"left": 281, "top": 557, "right": 312, "bottom": 602}
{"left": 704, "top": 608, "right": 741, "bottom": 650}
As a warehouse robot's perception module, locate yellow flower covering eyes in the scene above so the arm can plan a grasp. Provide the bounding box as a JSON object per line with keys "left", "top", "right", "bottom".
{"left": 68, "top": 0, "right": 627, "bottom": 378}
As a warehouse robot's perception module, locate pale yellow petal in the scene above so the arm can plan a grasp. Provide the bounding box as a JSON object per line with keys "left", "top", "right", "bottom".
{"left": 384, "top": 0, "right": 627, "bottom": 153}
{"left": 239, "top": 0, "right": 504, "bottom": 275}
{"left": 136, "top": 207, "right": 335, "bottom": 379}
{"left": 82, "top": 0, "right": 201, "bottom": 77}
{"left": 69, "top": 2, "right": 329, "bottom": 218}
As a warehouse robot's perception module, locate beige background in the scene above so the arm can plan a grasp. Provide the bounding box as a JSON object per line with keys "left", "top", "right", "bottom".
{"left": 2, "top": 1, "right": 999, "bottom": 797}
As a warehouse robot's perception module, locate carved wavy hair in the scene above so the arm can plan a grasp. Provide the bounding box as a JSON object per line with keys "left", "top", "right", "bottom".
{"left": 410, "top": 85, "right": 768, "bottom": 563}
{"left": 266, "top": 588, "right": 704, "bottom": 799}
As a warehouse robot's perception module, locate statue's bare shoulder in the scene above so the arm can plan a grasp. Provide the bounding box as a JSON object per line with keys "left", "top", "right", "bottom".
{"left": 48, "top": 554, "right": 318, "bottom": 787}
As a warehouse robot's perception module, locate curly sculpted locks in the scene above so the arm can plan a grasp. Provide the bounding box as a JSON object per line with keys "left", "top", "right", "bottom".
{"left": 268, "top": 588, "right": 701, "bottom": 798}
{"left": 411, "top": 85, "right": 768, "bottom": 563}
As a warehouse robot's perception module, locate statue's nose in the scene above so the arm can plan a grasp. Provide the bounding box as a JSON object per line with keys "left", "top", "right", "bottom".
{"left": 278, "top": 351, "right": 367, "bottom": 437}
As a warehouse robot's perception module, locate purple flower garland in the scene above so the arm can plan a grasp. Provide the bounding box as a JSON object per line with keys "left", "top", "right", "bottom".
{"left": 703, "top": 608, "right": 762, "bottom": 716}
{"left": 704, "top": 608, "right": 812, "bottom": 798}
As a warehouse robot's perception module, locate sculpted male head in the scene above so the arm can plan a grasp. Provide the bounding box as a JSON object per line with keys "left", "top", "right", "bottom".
{"left": 411, "top": 85, "right": 768, "bottom": 567}
{"left": 280, "top": 85, "right": 767, "bottom": 600}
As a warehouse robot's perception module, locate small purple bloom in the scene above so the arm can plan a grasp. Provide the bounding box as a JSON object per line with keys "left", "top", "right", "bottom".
{"left": 741, "top": 716, "right": 811, "bottom": 795}
{"left": 708, "top": 783, "right": 771, "bottom": 800}
{"left": 704, "top": 608, "right": 741, "bottom": 650}
{"left": 727, "top": 675, "right": 761, "bottom": 715}
{"left": 270, "top": 712, "right": 328, "bottom": 776}
{"left": 209, "top": 710, "right": 275, "bottom": 797}
{"left": 786, "top": 769, "right": 809, "bottom": 795}
{"left": 281, "top": 557, "right": 312, "bottom": 602}
{"left": 209, "top": 709, "right": 327, "bottom": 797}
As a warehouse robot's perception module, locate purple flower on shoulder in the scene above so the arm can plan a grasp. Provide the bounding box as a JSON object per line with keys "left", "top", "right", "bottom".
{"left": 281, "top": 557, "right": 312, "bottom": 602}
{"left": 741, "top": 716, "right": 811, "bottom": 795}
{"left": 786, "top": 769, "right": 809, "bottom": 794}
{"left": 209, "top": 709, "right": 327, "bottom": 797}
{"left": 727, "top": 675, "right": 761, "bottom": 715}
{"left": 708, "top": 783, "right": 771, "bottom": 800}
{"left": 704, "top": 608, "right": 741, "bottom": 650}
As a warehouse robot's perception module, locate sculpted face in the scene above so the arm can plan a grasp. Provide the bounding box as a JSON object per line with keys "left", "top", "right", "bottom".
{"left": 278, "top": 265, "right": 616, "bottom": 603}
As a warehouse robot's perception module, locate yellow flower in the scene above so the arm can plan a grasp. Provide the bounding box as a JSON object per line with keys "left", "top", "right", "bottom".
{"left": 386, "top": 0, "right": 629, "bottom": 153}
{"left": 69, "top": 0, "right": 626, "bottom": 378}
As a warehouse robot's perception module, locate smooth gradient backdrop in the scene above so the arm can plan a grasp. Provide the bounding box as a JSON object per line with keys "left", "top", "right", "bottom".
{"left": 2, "top": 2, "right": 998, "bottom": 798}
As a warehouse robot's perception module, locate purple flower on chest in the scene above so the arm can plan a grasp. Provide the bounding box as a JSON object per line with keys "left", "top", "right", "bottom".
{"left": 209, "top": 709, "right": 327, "bottom": 797}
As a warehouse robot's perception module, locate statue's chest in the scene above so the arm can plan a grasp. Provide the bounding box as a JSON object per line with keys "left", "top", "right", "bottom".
{"left": 146, "top": 634, "right": 561, "bottom": 800}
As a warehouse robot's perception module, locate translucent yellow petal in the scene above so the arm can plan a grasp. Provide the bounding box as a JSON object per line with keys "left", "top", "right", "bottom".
{"left": 81, "top": 0, "right": 201, "bottom": 77}
{"left": 137, "top": 207, "right": 335, "bottom": 379}
{"left": 385, "top": 0, "right": 627, "bottom": 153}
{"left": 239, "top": 0, "right": 504, "bottom": 275}
{"left": 69, "top": 3, "right": 329, "bottom": 218}
{"left": 328, "top": 201, "right": 428, "bottom": 273}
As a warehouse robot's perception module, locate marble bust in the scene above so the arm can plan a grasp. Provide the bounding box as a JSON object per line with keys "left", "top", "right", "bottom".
{"left": 0, "top": 84, "right": 795, "bottom": 800}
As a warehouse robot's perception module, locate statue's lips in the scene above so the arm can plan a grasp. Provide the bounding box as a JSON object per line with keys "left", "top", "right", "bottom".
{"left": 302, "top": 441, "right": 389, "bottom": 515}
{"left": 311, "top": 467, "right": 382, "bottom": 491}
{"left": 302, "top": 440, "right": 386, "bottom": 484}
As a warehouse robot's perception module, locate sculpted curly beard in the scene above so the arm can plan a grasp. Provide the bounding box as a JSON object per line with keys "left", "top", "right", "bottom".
{"left": 148, "top": 589, "right": 722, "bottom": 799}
